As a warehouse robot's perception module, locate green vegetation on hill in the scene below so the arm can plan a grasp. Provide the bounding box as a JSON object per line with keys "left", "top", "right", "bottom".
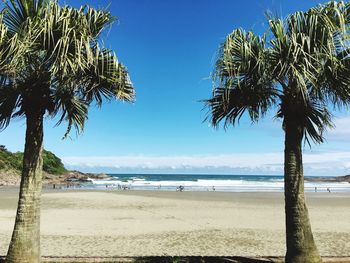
{"left": 42, "top": 150, "right": 67, "bottom": 175}
{"left": 0, "top": 146, "right": 66, "bottom": 175}
{"left": 0, "top": 146, "right": 22, "bottom": 171}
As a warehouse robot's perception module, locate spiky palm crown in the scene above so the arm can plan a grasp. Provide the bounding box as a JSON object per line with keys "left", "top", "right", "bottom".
{"left": 206, "top": 1, "right": 350, "bottom": 145}
{"left": 0, "top": 0, "right": 134, "bottom": 137}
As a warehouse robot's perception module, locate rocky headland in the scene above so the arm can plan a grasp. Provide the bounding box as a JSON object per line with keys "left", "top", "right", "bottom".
{"left": 0, "top": 145, "right": 112, "bottom": 187}
{"left": 43, "top": 170, "right": 111, "bottom": 185}
{"left": 0, "top": 169, "right": 111, "bottom": 187}
{"left": 305, "top": 175, "right": 350, "bottom": 183}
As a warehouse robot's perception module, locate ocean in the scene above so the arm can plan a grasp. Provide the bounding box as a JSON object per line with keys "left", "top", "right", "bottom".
{"left": 81, "top": 174, "right": 350, "bottom": 193}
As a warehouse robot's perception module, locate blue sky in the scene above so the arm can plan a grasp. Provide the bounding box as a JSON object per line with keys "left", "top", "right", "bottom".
{"left": 2, "top": 0, "right": 350, "bottom": 176}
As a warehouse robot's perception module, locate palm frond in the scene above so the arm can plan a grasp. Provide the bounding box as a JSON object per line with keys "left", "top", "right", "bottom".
{"left": 53, "top": 87, "right": 88, "bottom": 138}
{"left": 206, "top": 29, "right": 277, "bottom": 128}
{"left": 280, "top": 98, "right": 333, "bottom": 146}
{"left": 206, "top": 83, "right": 278, "bottom": 128}
{"left": 3, "top": 0, "right": 47, "bottom": 34}
{"left": 83, "top": 5, "right": 115, "bottom": 37}
{"left": 206, "top": 1, "right": 350, "bottom": 147}
{"left": 80, "top": 48, "right": 134, "bottom": 105}
{"left": 303, "top": 102, "right": 333, "bottom": 145}
{"left": 309, "top": 1, "right": 350, "bottom": 31}
{"left": 41, "top": 2, "right": 115, "bottom": 75}
{"left": 0, "top": 79, "right": 20, "bottom": 130}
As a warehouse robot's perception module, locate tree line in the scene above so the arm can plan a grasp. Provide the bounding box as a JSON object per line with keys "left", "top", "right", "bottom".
{"left": 0, "top": 145, "right": 66, "bottom": 175}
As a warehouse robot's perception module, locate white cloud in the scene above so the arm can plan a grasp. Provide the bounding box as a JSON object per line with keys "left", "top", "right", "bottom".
{"left": 62, "top": 151, "right": 350, "bottom": 176}
{"left": 63, "top": 153, "right": 282, "bottom": 169}
{"left": 326, "top": 116, "right": 350, "bottom": 141}
{"left": 60, "top": 117, "right": 350, "bottom": 176}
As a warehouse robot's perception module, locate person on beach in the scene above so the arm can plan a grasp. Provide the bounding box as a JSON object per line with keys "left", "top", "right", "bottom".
{"left": 212, "top": 186, "right": 215, "bottom": 191}
{"left": 177, "top": 185, "right": 184, "bottom": 192}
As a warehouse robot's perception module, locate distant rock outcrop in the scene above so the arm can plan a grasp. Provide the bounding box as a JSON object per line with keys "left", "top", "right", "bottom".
{"left": 59, "top": 170, "right": 111, "bottom": 183}
{"left": 305, "top": 175, "right": 350, "bottom": 183}
{"left": 1, "top": 170, "right": 111, "bottom": 186}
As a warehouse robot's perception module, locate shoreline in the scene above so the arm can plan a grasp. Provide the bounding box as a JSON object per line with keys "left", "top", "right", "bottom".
{"left": 5, "top": 184, "right": 350, "bottom": 198}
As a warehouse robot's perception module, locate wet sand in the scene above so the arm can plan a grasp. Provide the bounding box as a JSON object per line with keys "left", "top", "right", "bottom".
{"left": 0, "top": 187, "right": 349, "bottom": 257}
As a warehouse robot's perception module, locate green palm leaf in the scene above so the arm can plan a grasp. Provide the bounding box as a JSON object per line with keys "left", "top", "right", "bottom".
{"left": 207, "top": 29, "right": 278, "bottom": 128}
{"left": 0, "top": 0, "right": 135, "bottom": 136}
{"left": 206, "top": 3, "right": 350, "bottom": 143}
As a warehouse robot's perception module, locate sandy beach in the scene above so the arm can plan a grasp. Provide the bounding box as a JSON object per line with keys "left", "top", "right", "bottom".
{"left": 0, "top": 188, "right": 349, "bottom": 257}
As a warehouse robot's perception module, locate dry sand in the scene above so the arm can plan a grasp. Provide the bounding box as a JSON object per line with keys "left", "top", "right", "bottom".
{"left": 0, "top": 187, "right": 349, "bottom": 257}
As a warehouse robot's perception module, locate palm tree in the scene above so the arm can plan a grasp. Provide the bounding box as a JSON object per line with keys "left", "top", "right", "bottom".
{"left": 205, "top": 2, "right": 350, "bottom": 263}
{"left": 0, "top": 1, "right": 134, "bottom": 262}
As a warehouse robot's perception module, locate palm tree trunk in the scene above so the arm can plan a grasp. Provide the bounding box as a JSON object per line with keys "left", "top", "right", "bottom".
{"left": 284, "top": 119, "right": 322, "bottom": 263}
{"left": 6, "top": 110, "right": 44, "bottom": 263}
